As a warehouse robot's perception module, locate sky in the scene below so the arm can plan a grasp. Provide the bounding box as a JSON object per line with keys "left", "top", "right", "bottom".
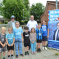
{"left": 0, "top": 0, "right": 59, "bottom": 6}
{"left": 29, "top": 0, "right": 59, "bottom": 6}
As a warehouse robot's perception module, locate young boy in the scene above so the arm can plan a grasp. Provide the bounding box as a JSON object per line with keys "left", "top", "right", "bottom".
{"left": 6, "top": 27, "right": 15, "bottom": 59}
{"left": 42, "top": 20, "right": 49, "bottom": 50}
{"left": 0, "top": 27, "right": 6, "bottom": 59}
{"left": 36, "top": 24, "right": 43, "bottom": 52}
{"left": 13, "top": 21, "right": 24, "bottom": 58}
{"left": 23, "top": 26, "right": 30, "bottom": 55}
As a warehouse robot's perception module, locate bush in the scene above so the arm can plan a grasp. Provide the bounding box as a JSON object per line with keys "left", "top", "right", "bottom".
{"left": 4, "top": 21, "right": 8, "bottom": 24}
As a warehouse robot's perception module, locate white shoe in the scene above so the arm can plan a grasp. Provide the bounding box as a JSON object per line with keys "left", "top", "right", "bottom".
{"left": 42, "top": 47, "right": 44, "bottom": 50}
{"left": 45, "top": 47, "right": 47, "bottom": 50}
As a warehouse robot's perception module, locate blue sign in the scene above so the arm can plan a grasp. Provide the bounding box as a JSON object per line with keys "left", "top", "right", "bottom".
{"left": 48, "top": 9, "right": 59, "bottom": 49}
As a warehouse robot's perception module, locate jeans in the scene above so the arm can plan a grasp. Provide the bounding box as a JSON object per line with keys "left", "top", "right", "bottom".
{"left": 30, "top": 41, "right": 36, "bottom": 52}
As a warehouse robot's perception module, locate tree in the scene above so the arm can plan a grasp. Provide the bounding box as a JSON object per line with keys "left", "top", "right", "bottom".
{"left": 23, "top": 0, "right": 29, "bottom": 10}
{"left": 0, "top": 0, "right": 30, "bottom": 21}
{"left": 30, "top": 3, "right": 45, "bottom": 20}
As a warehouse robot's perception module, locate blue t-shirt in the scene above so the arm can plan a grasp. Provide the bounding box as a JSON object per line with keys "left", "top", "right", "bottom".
{"left": 36, "top": 28, "right": 43, "bottom": 40}
{"left": 6, "top": 33, "right": 15, "bottom": 45}
{"left": 41, "top": 25, "right": 49, "bottom": 36}
{"left": 13, "top": 27, "right": 23, "bottom": 41}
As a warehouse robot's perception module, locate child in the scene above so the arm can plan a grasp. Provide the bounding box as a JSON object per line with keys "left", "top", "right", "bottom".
{"left": 30, "top": 28, "right": 36, "bottom": 54}
{"left": 23, "top": 26, "right": 30, "bottom": 55}
{"left": 0, "top": 27, "right": 6, "bottom": 59}
{"left": 36, "top": 24, "right": 43, "bottom": 52}
{"left": 42, "top": 20, "right": 49, "bottom": 50}
{"left": 13, "top": 21, "right": 24, "bottom": 58}
{"left": 6, "top": 27, "right": 15, "bottom": 59}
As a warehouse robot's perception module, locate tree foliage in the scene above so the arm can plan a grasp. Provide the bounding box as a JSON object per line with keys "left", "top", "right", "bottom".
{"left": 0, "top": 0, "right": 30, "bottom": 21}
{"left": 30, "top": 3, "right": 45, "bottom": 20}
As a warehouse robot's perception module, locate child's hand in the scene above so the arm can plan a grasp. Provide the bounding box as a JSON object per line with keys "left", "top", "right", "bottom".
{"left": 3, "top": 44, "right": 5, "bottom": 47}
{"left": 47, "top": 35, "right": 49, "bottom": 38}
{"left": 8, "top": 44, "right": 11, "bottom": 46}
{"left": 0, "top": 41, "right": 1, "bottom": 44}
{"left": 32, "top": 41, "right": 34, "bottom": 43}
{"left": 10, "top": 44, "right": 13, "bottom": 46}
{"left": 22, "top": 39, "right": 23, "bottom": 42}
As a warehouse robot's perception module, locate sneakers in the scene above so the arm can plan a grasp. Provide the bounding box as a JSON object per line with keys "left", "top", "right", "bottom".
{"left": 45, "top": 47, "right": 47, "bottom": 50}
{"left": 25, "top": 52, "right": 27, "bottom": 55}
{"left": 42, "top": 47, "right": 45, "bottom": 50}
{"left": 27, "top": 51, "right": 29, "bottom": 55}
{"left": 16, "top": 55, "right": 18, "bottom": 58}
{"left": 25, "top": 51, "right": 29, "bottom": 55}
{"left": 42, "top": 47, "right": 47, "bottom": 50}
{"left": 37, "top": 48, "right": 41, "bottom": 52}
{"left": 11, "top": 56, "right": 15, "bottom": 59}
{"left": 8, "top": 57, "right": 10, "bottom": 59}
{"left": 3, "top": 58, "right": 5, "bottom": 59}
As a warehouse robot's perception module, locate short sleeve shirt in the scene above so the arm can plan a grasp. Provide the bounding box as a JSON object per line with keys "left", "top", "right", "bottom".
{"left": 13, "top": 27, "right": 23, "bottom": 41}
{"left": 0, "top": 33, "right": 6, "bottom": 48}
{"left": 6, "top": 33, "right": 15, "bottom": 45}
{"left": 41, "top": 25, "right": 49, "bottom": 36}
{"left": 23, "top": 31, "right": 30, "bottom": 43}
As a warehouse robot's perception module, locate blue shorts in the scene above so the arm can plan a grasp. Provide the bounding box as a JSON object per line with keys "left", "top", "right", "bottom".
{"left": 42, "top": 36, "right": 47, "bottom": 41}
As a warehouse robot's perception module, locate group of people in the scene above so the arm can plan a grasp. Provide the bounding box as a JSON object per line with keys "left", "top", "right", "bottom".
{"left": 0, "top": 15, "right": 49, "bottom": 59}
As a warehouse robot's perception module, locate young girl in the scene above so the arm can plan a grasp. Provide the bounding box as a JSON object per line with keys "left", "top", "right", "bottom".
{"left": 6, "top": 27, "right": 15, "bottom": 59}
{"left": 30, "top": 28, "right": 36, "bottom": 54}
{"left": 36, "top": 24, "right": 43, "bottom": 52}
{"left": 42, "top": 20, "right": 49, "bottom": 50}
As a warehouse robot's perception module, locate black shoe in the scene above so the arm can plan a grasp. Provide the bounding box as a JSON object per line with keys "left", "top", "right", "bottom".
{"left": 39, "top": 48, "right": 41, "bottom": 52}
{"left": 37, "top": 49, "right": 39, "bottom": 52}
{"left": 20, "top": 54, "right": 24, "bottom": 57}
{"left": 25, "top": 52, "right": 27, "bottom": 55}
{"left": 16, "top": 55, "right": 18, "bottom": 58}
{"left": 3, "top": 58, "right": 5, "bottom": 59}
{"left": 27, "top": 51, "right": 29, "bottom": 55}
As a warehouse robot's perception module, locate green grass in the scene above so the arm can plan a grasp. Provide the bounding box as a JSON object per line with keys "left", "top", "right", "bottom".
{"left": 55, "top": 53, "right": 59, "bottom": 55}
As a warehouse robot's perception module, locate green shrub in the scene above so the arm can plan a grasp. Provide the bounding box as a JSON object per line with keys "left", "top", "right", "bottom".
{"left": 4, "top": 21, "right": 8, "bottom": 24}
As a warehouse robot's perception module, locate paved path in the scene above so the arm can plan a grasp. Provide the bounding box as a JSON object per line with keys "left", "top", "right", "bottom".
{"left": 1, "top": 43, "right": 59, "bottom": 59}
{"left": 0, "top": 25, "right": 59, "bottom": 59}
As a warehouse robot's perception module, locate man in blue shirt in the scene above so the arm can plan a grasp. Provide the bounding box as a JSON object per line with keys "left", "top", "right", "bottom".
{"left": 13, "top": 21, "right": 24, "bottom": 58}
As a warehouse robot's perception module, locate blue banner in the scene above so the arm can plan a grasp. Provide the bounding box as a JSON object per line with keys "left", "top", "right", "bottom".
{"left": 48, "top": 9, "right": 59, "bottom": 49}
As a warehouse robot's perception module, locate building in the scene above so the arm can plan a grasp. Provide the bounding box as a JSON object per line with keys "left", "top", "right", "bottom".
{"left": 41, "top": 1, "right": 59, "bottom": 24}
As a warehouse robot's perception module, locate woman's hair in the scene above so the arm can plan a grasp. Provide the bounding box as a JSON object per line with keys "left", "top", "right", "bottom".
{"left": 31, "top": 27, "right": 36, "bottom": 33}
{"left": 8, "top": 27, "right": 13, "bottom": 31}
{"left": 1, "top": 27, "right": 6, "bottom": 30}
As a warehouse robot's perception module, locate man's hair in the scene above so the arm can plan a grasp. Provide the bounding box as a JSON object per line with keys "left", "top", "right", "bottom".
{"left": 24, "top": 26, "right": 29, "bottom": 30}
{"left": 1, "top": 27, "right": 6, "bottom": 30}
{"left": 15, "top": 21, "right": 20, "bottom": 24}
{"left": 31, "top": 15, "right": 34, "bottom": 17}
{"left": 57, "top": 22, "right": 59, "bottom": 25}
